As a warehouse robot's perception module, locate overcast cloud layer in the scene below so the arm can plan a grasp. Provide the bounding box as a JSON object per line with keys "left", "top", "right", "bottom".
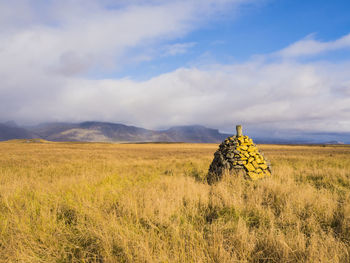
{"left": 1, "top": 0, "right": 350, "bottom": 133}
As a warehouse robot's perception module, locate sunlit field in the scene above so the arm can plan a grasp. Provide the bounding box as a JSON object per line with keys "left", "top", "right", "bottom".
{"left": 0, "top": 141, "right": 349, "bottom": 262}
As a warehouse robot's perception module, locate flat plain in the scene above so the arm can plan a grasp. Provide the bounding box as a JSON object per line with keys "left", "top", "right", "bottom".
{"left": 0, "top": 141, "right": 349, "bottom": 262}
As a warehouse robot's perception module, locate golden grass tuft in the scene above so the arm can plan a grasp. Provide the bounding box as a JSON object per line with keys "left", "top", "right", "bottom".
{"left": 0, "top": 142, "right": 349, "bottom": 262}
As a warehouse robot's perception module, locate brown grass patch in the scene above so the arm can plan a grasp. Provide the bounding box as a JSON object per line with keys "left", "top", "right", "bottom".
{"left": 0, "top": 142, "right": 349, "bottom": 262}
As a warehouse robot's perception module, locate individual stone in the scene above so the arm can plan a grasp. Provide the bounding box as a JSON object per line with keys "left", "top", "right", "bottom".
{"left": 247, "top": 146, "right": 255, "bottom": 152}
{"left": 244, "top": 162, "right": 255, "bottom": 172}
{"left": 239, "top": 145, "right": 248, "bottom": 151}
{"left": 226, "top": 153, "right": 234, "bottom": 159}
{"left": 252, "top": 161, "right": 259, "bottom": 169}
{"left": 256, "top": 168, "right": 262, "bottom": 174}
{"left": 259, "top": 164, "right": 268, "bottom": 170}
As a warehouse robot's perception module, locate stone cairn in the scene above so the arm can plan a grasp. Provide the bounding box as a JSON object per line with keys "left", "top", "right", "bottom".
{"left": 207, "top": 125, "right": 271, "bottom": 184}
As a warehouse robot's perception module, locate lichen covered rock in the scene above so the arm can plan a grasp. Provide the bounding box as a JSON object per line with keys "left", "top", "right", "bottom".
{"left": 207, "top": 127, "right": 271, "bottom": 184}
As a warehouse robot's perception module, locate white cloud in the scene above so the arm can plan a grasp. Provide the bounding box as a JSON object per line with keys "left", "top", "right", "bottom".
{"left": 278, "top": 33, "right": 350, "bottom": 58}
{"left": 0, "top": 0, "right": 248, "bottom": 76}
{"left": 0, "top": 0, "right": 249, "bottom": 120}
{"left": 163, "top": 42, "right": 197, "bottom": 56}
{"left": 4, "top": 59, "right": 350, "bottom": 133}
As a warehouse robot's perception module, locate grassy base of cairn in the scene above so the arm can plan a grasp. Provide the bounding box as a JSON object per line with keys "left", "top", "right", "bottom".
{"left": 207, "top": 134, "right": 271, "bottom": 184}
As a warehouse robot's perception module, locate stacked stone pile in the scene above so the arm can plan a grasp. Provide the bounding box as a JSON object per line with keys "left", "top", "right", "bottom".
{"left": 207, "top": 125, "right": 271, "bottom": 184}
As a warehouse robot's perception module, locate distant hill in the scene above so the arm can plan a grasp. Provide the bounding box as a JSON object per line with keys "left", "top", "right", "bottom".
{"left": 1, "top": 121, "right": 350, "bottom": 144}
{"left": 162, "top": 125, "right": 228, "bottom": 143}
{"left": 0, "top": 123, "right": 34, "bottom": 141}
{"left": 25, "top": 121, "right": 230, "bottom": 143}
{"left": 253, "top": 131, "right": 350, "bottom": 145}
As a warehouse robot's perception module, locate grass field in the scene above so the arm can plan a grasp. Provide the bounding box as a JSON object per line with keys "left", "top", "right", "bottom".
{"left": 0, "top": 141, "right": 349, "bottom": 262}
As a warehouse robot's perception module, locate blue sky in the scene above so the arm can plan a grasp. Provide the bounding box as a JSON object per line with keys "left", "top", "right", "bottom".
{"left": 112, "top": 0, "right": 350, "bottom": 79}
{"left": 1, "top": 0, "right": 350, "bottom": 134}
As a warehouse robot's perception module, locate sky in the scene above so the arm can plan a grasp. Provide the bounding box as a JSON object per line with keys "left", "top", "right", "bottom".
{"left": 1, "top": 0, "right": 350, "bottom": 134}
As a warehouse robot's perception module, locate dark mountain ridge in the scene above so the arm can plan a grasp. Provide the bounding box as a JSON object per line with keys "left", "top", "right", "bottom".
{"left": 22, "top": 121, "right": 230, "bottom": 143}
{"left": 163, "top": 125, "right": 226, "bottom": 143}
{"left": 1, "top": 121, "right": 350, "bottom": 144}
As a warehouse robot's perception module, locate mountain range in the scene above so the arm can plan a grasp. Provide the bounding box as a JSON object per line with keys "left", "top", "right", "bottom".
{"left": 0, "top": 121, "right": 230, "bottom": 143}
{"left": 0, "top": 121, "right": 349, "bottom": 144}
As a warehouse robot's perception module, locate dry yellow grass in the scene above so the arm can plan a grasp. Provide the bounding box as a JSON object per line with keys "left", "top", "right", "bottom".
{"left": 0, "top": 141, "right": 349, "bottom": 262}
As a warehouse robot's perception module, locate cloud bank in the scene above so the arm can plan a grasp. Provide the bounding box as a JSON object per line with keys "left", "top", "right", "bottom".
{"left": 1, "top": 0, "right": 350, "bottom": 134}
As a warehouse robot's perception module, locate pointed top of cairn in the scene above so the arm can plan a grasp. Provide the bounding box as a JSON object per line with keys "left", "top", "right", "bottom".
{"left": 207, "top": 124, "right": 271, "bottom": 184}
{"left": 236, "top": 125, "right": 242, "bottom": 137}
